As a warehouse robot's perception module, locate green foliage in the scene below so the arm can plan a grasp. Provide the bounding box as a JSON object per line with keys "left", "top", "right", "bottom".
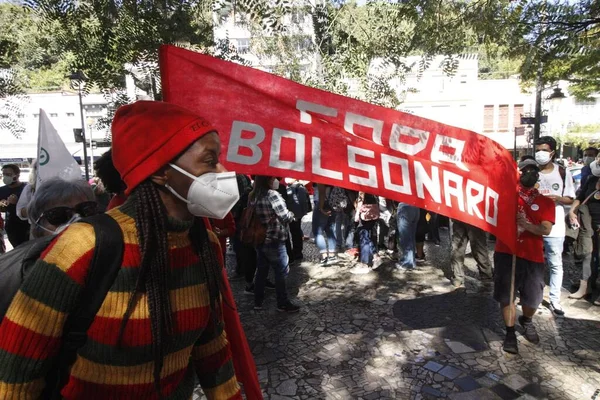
{"left": 499, "top": 0, "right": 600, "bottom": 95}
{"left": 0, "top": 3, "right": 70, "bottom": 92}
{"left": 22, "top": 0, "right": 216, "bottom": 91}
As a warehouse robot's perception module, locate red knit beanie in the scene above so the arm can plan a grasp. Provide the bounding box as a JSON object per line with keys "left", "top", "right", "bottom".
{"left": 111, "top": 101, "right": 215, "bottom": 195}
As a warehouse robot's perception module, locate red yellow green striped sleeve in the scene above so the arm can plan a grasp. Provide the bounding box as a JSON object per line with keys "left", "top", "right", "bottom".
{"left": 0, "top": 222, "right": 96, "bottom": 399}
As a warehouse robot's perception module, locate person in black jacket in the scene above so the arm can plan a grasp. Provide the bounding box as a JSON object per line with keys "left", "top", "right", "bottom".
{"left": 286, "top": 179, "right": 311, "bottom": 262}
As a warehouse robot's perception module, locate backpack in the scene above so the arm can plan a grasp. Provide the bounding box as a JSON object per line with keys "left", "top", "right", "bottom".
{"left": 557, "top": 164, "right": 571, "bottom": 196}
{"left": 0, "top": 214, "right": 124, "bottom": 399}
{"left": 286, "top": 182, "right": 310, "bottom": 219}
{"left": 232, "top": 174, "right": 252, "bottom": 221}
{"left": 357, "top": 193, "right": 380, "bottom": 221}
{"left": 327, "top": 186, "right": 349, "bottom": 212}
{"left": 239, "top": 201, "right": 267, "bottom": 246}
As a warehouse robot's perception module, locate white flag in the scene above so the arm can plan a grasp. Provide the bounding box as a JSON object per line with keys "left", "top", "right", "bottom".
{"left": 37, "top": 109, "right": 82, "bottom": 187}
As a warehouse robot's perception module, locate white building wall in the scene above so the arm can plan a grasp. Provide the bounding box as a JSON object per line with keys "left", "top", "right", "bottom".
{"left": 0, "top": 92, "right": 109, "bottom": 160}
{"left": 475, "top": 79, "right": 534, "bottom": 150}
{"left": 391, "top": 56, "right": 480, "bottom": 132}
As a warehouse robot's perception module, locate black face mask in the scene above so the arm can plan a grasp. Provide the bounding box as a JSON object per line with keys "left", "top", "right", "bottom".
{"left": 520, "top": 171, "right": 539, "bottom": 188}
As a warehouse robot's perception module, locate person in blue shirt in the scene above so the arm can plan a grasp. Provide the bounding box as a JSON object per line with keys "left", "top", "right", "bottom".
{"left": 580, "top": 147, "right": 599, "bottom": 192}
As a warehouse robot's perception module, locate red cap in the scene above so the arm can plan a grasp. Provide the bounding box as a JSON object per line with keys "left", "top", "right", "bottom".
{"left": 111, "top": 101, "right": 215, "bottom": 195}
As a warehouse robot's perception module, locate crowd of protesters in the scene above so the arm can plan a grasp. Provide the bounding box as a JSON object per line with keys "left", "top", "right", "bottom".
{"left": 0, "top": 97, "right": 598, "bottom": 398}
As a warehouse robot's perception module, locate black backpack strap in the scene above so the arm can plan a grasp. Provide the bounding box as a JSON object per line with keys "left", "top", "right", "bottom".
{"left": 44, "top": 213, "right": 124, "bottom": 399}
{"left": 557, "top": 164, "right": 566, "bottom": 195}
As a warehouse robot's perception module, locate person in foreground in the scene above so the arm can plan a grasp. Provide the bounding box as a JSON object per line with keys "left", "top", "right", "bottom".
{"left": 494, "top": 158, "right": 555, "bottom": 354}
{"left": 0, "top": 101, "right": 259, "bottom": 399}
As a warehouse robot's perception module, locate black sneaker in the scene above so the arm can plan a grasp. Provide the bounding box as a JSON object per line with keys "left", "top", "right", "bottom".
{"left": 518, "top": 316, "right": 540, "bottom": 344}
{"left": 549, "top": 302, "right": 565, "bottom": 316}
{"left": 277, "top": 301, "right": 300, "bottom": 313}
{"left": 254, "top": 301, "right": 263, "bottom": 310}
{"left": 319, "top": 257, "right": 329, "bottom": 267}
{"left": 265, "top": 280, "right": 276, "bottom": 290}
{"left": 327, "top": 256, "right": 339, "bottom": 265}
{"left": 244, "top": 284, "right": 254, "bottom": 295}
{"left": 503, "top": 331, "right": 519, "bottom": 354}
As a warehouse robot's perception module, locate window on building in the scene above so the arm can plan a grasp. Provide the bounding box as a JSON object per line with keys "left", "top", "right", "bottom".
{"left": 498, "top": 104, "right": 509, "bottom": 131}
{"left": 483, "top": 105, "right": 494, "bottom": 132}
{"left": 50, "top": 113, "right": 58, "bottom": 117}
{"left": 513, "top": 104, "right": 524, "bottom": 127}
{"left": 236, "top": 38, "right": 250, "bottom": 54}
{"left": 575, "top": 98, "right": 596, "bottom": 106}
{"left": 291, "top": 10, "right": 305, "bottom": 24}
{"left": 294, "top": 36, "right": 311, "bottom": 52}
{"left": 67, "top": 112, "right": 75, "bottom": 117}
{"left": 33, "top": 114, "right": 39, "bottom": 118}
{"left": 234, "top": 12, "right": 248, "bottom": 26}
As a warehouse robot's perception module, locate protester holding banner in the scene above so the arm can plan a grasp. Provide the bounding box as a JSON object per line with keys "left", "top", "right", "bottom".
{"left": 0, "top": 164, "right": 31, "bottom": 248}
{"left": 416, "top": 209, "right": 429, "bottom": 264}
{"left": 395, "top": 203, "right": 420, "bottom": 271}
{"left": 494, "top": 158, "right": 555, "bottom": 354}
{"left": 0, "top": 101, "right": 260, "bottom": 399}
{"left": 350, "top": 192, "right": 383, "bottom": 274}
{"left": 250, "top": 175, "right": 300, "bottom": 313}
{"left": 316, "top": 184, "right": 338, "bottom": 266}
{"left": 285, "top": 178, "right": 311, "bottom": 262}
{"left": 535, "top": 136, "right": 576, "bottom": 316}
{"left": 377, "top": 197, "right": 395, "bottom": 253}
{"left": 448, "top": 220, "right": 493, "bottom": 289}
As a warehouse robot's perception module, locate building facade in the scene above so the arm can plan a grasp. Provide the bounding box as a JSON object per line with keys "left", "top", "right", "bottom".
{"left": 0, "top": 92, "right": 110, "bottom": 164}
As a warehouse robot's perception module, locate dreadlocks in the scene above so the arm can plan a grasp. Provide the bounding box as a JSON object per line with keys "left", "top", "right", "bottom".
{"left": 116, "top": 180, "right": 226, "bottom": 397}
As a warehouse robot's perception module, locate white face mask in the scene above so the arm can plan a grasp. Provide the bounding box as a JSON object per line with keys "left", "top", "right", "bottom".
{"left": 3, "top": 176, "right": 14, "bottom": 185}
{"left": 37, "top": 213, "right": 81, "bottom": 236}
{"left": 583, "top": 156, "right": 596, "bottom": 166}
{"left": 535, "top": 151, "right": 552, "bottom": 166}
{"left": 591, "top": 161, "right": 600, "bottom": 177}
{"left": 165, "top": 164, "right": 240, "bottom": 219}
{"left": 271, "top": 178, "right": 280, "bottom": 190}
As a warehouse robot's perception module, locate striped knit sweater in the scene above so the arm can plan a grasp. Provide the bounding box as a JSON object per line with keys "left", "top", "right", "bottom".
{"left": 0, "top": 199, "right": 242, "bottom": 399}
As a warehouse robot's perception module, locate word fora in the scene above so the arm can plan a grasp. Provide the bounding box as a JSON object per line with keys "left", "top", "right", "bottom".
{"left": 226, "top": 100, "right": 500, "bottom": 226}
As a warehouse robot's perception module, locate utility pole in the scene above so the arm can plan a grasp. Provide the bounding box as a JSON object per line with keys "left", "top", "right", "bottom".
{"left": 532, "top": 64, "right": 544, "bottom": 145}
{"left": 77, "top": 86, "right": 90, "bottom": 181}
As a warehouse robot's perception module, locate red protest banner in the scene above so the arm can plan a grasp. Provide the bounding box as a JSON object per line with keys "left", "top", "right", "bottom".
{"left": 159, "top": 45, "right": 518, "bottom": 251}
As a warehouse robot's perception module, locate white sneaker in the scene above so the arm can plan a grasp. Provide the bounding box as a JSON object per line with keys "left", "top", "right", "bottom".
{"left": 350, "top": 264, "right": 372, "bottom": 275}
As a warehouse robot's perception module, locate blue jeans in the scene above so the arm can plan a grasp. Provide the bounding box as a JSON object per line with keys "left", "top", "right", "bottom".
{"left": 358, "top": 220, "right": 376, "bottom": 265}
{"left": 544, "top": 236, "right": 564, "bottom": 305}
{"left": 397, "top": 204, "right": 420, "bottom": 269}
{"left": 313, "top": 207, "right": 336, "bottom": 255}
{"left": 334, "top": 211, "right": 349, "bottom": 250}
{"left": 255, "top": 241, "right": 289, "bottom": 306}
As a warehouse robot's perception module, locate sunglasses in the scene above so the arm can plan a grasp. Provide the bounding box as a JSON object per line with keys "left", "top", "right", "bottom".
{"left": 36, "top": 201, "right": 99, "bottom": 226}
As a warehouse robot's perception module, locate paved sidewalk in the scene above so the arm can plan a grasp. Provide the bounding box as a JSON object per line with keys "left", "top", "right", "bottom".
{"left": 201, "top": 214, "right": 600, "bottom": 400}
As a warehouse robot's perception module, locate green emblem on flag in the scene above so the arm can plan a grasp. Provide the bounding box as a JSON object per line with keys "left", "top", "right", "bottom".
{"left": 39, "top": 147, "right": 50, "bottom": 166}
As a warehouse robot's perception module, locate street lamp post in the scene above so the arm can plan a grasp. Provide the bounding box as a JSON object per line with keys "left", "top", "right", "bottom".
{"left": 86, "top": 117, "right": 95, "bottom": 178}
{"left": 533, "top": 67, "right": 544, "bottom": 144}
{"left": 547, "top": 86, "right": 566, "bottom": 157}
{"left": 67, "top": 70, "right": 90, "bottom": 181}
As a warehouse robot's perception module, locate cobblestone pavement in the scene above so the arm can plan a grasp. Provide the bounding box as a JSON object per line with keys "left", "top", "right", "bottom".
{"left": 198, "top": 213, "right": 600, "bottom": 400}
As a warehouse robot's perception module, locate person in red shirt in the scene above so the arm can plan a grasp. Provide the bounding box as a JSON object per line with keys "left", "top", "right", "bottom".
{"left": 494, "top": 158, "right": 555, "bottom": 354}
{"left": 210, "top": 212, "right": 236, "bottom": 259}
